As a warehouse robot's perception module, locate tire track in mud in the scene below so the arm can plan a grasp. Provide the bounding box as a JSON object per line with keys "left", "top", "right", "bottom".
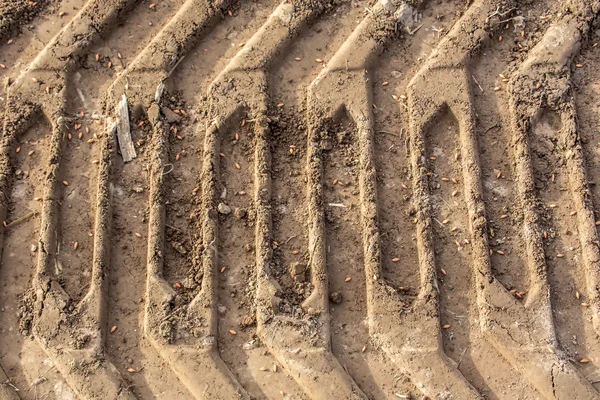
{"left": 103, "top": 1, "right": 306, "bottom": 398}
{"left": 266, "top": 1, "right": 365, "bottom": 337}
{"left": 160, "top": 3, "right": 278, "bottom": 291}
{"left": 166, "top": 1, "right": 356, "bottom": 397}
{"left": 505, "top": 8, "right": 600, "bottom": 397}
{"left": 369, "top": 13, "right": 450, "bottom": 399}
{"left": 163, "top": 0, "right": 276, "bottom": 289}
{"left": 574, "top": 32, "right": 600, "bottom": 387}
{"left": 51, "top": 116, "right": 100, "bottom": 303}
{"left": 0, "top": 117, "right": 60, "bottom": 398}
{"left": 321, "top": 115, "right": 383, "bottom": 398}
{"left": 423, "top": 109, "right": 475, "bottom": 371}
{"left": 0, "top": 0, "right": 158, "bottom": 396}
{"left": 466, "top": 22, "right": 548, "bottom": 399}
{"left": 106, "top": 121, "right": 187, "bottom": 399}
{"left": 47, "top": 3, "right": 197, "bottom": 396}
{"left": 371, "top": 0, "right": 465, "bottom": 308}
{"left": 404, "top": 1, "right": 569, "bottom": 397}
{"left": 576, "top": 36, "right": 600, "bottom": 224}
{"left": 322, "top": 113, "right": 412, "bottom": 398}
{"left": 300, "top": 3, "right": 444, "bottom": 397}
{"left": 531, "top": 110, "right": 596, "bottom": 374}
{"left": 214, "top": 118, "right": 262, "bottom": 398}
{"left": 373, "top": 74, "right": 419, "bottom": 303}
{"left": 3, "top": 0, "right": 214, "bottom": 395}
{"left": 6, "top": 0, "right": 600, "bottom": 398}
{"left": 471, "top": 38, "right": 529, "bottom": 294}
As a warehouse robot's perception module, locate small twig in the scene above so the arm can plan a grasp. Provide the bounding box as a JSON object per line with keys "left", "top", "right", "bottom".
{"left": 3, "top": 380, "right": 19, "bottom": 392}
{"left": 26, "top": 365, "right": 55, "bottom": 393}
{"left": 457, "top": 346, "right": 469, "bottom": 368}
{"left": 4, "top": 211, "right": 37, "bottom": 228}
{"left": 378, "top": 131, "right": 400, "bottom": 138}
{"left": 498, "top": 17, "right": 515, "bottom": 24}
{"left": 484, "top": 123, "right": 501, "bottom": 134}
{"left": 167, "top": 55, "right": 186, "bottom": 78}
{"left": 488, "top": 5, "right": 500, "bottom": 18}
{"left": 283, "top": 235, "right": 297, "bottom": 244}
{"left": 121, "top": 261, "right": 135, "bottom": 280}
{"left": 499, "top": 7, "right": 516, "bottom": 17}
{"left": 439, "top": 195, "right": 453, "bottom": 209}
{"left": 406, "top": 24, "right": 423, "bottom": 35}
{"left": 471, "top": 75, "right": 484, "bottom": 93}
{"left": 166, "top": 224, "right": 182, "bottom": 233}
{"left": 431, "top": 26, "right": 445, "bottom": 38}
{"left": 162, "top": 164, "right": 174, "bottom": 175}
{"left": 433, "top": 218, "right": 445, "bottom": 227}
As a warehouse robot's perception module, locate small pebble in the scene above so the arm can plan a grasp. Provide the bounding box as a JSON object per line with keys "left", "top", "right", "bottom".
{"left": 218, "top": 203, "right": 232, "bottom": 215}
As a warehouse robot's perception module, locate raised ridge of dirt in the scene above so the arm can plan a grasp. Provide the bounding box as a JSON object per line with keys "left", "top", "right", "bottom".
{"left": 2, "top": 0, "right": 600, "bottom": 399}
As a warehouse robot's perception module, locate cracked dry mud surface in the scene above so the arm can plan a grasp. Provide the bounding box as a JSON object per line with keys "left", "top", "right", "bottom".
{"left": 2, "top": 0, "right": 600, "bottom": 399}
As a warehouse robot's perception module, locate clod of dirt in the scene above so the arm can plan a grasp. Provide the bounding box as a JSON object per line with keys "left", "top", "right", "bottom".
{"left": 180, "top": 277, "right": 196, "bottom": 290}
{"left": 336, "top": 130, "right": 351, "bottom": 144}
{"left": 218, "top": 203, "right": 232, "bottom": 215}
{"left": 161, "top": 106, "right": 182, "bottom": 123}
{"left": 395, "top": 4, "right": 416, "bottom": 28}
{"left": 233, "top": 207, "right": 247, "bottom": 219}
{"left": 171, "top": 241, "right": 187, "bottom": 255}
{"left": 242, "top": 341, "right": 257, "bottom": 350}
{"left": 329, "top": 291, "right": 343, "bottom": 304}
{"left": 148, "top": 104, "right": 160, "bottom": 122}
{"left": 289, "top": 262, "right": 307, "bottom": 282}
{"left": 239, "top": 314, "right": 256, "bottom": 328}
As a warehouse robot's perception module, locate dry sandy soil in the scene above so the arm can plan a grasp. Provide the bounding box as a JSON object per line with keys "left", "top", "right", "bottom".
{"left": 1, "top": 0, "right": 600, "bottom": 399}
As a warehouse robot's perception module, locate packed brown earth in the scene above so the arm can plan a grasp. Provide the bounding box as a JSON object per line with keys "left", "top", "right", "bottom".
{"left": 1, "top": 0, "right": 600, "bottom": 399}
